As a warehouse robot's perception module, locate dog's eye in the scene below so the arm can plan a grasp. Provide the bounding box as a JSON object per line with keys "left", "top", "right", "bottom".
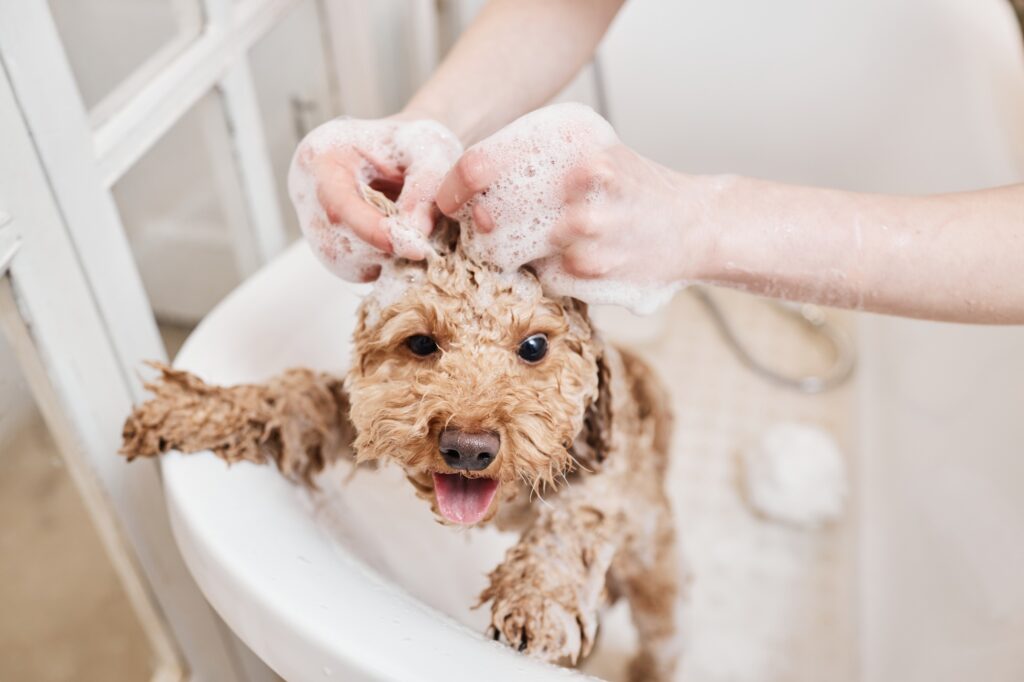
{"left": 406, "top": 334, "right": 439, "bottom": 356}
{"left": 517, "top": 333, "right": 548, "bottom": 363}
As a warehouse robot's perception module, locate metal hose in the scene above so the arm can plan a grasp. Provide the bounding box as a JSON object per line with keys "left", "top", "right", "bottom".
{"left": 690, "top": 286, "right": 856, "bottom": 393}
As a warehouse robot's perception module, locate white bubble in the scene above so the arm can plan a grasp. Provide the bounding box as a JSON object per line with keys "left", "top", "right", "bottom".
{"left": 288, "top": 118, "right": 461, "bottom": 281}
{"left": 741, "top": 422, "right": 847, "bottom": 529}
{"left": 533, "top": 257, "right": 686, "bottom": 315}
{"left": 459, "top": 103, "right": 678, "bottom": 314}
{"left": 362, "top": 260, "right": 426, "bottom": 327}
{"left": 293, "top": 105, "right": 683, "bottom": 314}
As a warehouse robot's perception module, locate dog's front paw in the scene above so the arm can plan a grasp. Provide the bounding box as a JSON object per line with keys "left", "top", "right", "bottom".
{"left": 486, "top": 588, "right": 597, "bottom": 664}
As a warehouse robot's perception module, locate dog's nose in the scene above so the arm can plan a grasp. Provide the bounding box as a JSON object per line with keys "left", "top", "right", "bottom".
{"left": 439, "top": 429, "right": 500, "bottom": 471}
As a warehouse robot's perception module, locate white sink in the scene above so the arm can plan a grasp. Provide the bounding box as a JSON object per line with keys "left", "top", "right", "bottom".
{"left": 160, "top": 240, "right": 867, "bottom": 682}
{"left": 162, "top": 242, "right": 600, "bottom": 681}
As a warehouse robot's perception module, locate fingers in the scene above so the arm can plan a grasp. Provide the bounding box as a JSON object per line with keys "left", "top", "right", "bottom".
{"left": 548, "top": 204, "right": 598, "bottom": 248}
{"left": 305, "top": 143, "right": 398, "bottom": 253}
{"left": 562, "top": 165, "right": 595, "bottom": 204}
{"left": 386, "top": 199, "right": 434, "bottom": 261}
{"left": 293, "top": 117, "right": 466, "bottom": 280}
{"left": 394, "top": 166, "right": 443, "bottom": 237}
{"left": 560, "top": 241, "right": 613, "bottom": 279}
{"left": 471, "top": 203, "right": 495, "bottom": 234}
{"left": 563, "top": 155, "right": 616, "bottom": 202}
{"left": 550, "top": 204, "right": 617, "bottom": 279}
{"left": 316, "top": 174, "right": 391, "bottom": 252}
{"left": 386, "top": 167, "right": 442, "bottom": 260}
{"left": 399, "top": 198, "right": 438, "bottom": 240}
{"left": 436, "top": 147, "right": 499, "bottom": 216}
{"left": 547, "top": 155, "right": 620, "bottom": 275}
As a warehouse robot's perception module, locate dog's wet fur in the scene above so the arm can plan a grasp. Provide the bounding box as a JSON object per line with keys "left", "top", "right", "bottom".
{"left": 122, "top": 221, "right": 684, "bottom": 680}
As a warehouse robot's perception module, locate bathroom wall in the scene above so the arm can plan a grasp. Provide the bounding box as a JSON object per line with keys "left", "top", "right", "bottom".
{"left": 590, "top": 2, "right": 1024, "bottom": 681}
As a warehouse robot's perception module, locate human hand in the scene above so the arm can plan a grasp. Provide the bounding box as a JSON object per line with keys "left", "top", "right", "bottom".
{"left": 288, "top": 115, "right": 462, "bottom": 282}
{"left": 436, "top": 103, "right": 700, "bottom": 312}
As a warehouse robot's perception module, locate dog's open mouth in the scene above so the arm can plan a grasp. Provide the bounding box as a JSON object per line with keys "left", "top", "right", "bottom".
{"left": 432, "top": 473, "right": 499, "bottom": 525}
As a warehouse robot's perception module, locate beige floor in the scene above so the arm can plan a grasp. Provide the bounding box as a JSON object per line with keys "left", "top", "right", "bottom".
{"left": 0, "top": 323, "right": 192, "bottom": 682}
{"left": 0, "top": 413, "right": 152, "bottom": 681}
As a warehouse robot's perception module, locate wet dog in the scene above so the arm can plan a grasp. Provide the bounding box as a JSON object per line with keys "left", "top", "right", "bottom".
{"left": 123, "top": 222, "right": 684, "bottom": 680}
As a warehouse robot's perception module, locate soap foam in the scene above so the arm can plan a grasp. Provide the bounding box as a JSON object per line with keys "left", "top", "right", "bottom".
{"left": 458, "top": 103, "right": 616, "bottom": 270}
{"left": 532, "top": 258, "right": 685, "bottom": 315}
{"left": 288, "top": 117, "right": 462, "bottom": 282}
{"left": 293, "top": 105, "right": 683, "bottom": 314}
{"left": 459, "top": 103, "right": 681, "bottom": 314}
{"left": 741, "top": 422, "right": 847, "bottom": 529}
{"left": 361, "top": 259, "right": 426, "bottom": 327}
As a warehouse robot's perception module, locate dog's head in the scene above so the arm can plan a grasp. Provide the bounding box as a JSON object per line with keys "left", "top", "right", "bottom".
{"left": 341, "top": 222, "right": 611, "bottom": 525}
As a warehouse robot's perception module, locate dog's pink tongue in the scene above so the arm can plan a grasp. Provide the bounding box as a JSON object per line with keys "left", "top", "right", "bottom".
{"left": 433, "top": 473, "right": 499, "bottom": 525}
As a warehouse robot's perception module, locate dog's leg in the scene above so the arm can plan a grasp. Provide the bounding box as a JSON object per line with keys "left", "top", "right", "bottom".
{"left": 480, "top": 480, "right": 625, "bottom": 665}
{"left": 613, "top": 503, "right": 686, "bottom": 682}
{"left": 120, "top": 363, "right": 353, "bottom": 486}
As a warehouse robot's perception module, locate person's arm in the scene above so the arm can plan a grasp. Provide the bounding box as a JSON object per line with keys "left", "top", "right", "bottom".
{"left": 435, "top": 104, "right": 1024, "bottom": 324}
{"left": 289, "top": 0, "right": 623, "bottom": 278}
{"left": 402, "top": 0, "right": 625, "bottom": 145}
{"left": 695, "top": 178, "right": 1024, "bottom": 323}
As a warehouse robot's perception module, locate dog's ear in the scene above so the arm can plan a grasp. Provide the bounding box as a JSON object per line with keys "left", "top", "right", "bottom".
{"left": 581, "top": 349, "right": 614, "bottom": 465}
{"left": 563, "top": 299, "right": 613, "bottom": 469}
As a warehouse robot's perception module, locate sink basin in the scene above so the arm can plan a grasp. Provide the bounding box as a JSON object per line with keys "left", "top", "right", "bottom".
{"left": 162, "top": 241, "right": 860, "bottom": 682}
{"left": 161, "top": 242, "right": 600, "bottom": 681}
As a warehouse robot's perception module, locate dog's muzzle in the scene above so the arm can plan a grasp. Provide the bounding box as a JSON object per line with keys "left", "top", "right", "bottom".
{"left": 439, "top": 428, "right": 499, "bottom": 471}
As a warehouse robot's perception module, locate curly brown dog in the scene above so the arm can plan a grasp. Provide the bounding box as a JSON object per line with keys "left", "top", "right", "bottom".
{"left": 123, "top": 221, "right": 685, "bottom": 681}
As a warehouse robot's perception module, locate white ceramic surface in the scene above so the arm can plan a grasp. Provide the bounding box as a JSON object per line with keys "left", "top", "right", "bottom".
{"left": 162, "top": 242, "right": 598, "bottom": 682}
{"left": 161, "top": 241, "right": 861, "bottom": 682}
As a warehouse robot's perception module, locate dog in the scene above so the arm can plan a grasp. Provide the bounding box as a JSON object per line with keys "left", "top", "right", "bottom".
{"left": 123, "top": 219, "right": 685, "bottom": 681}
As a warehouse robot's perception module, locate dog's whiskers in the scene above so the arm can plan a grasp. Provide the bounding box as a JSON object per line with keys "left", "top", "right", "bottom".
{"left": 565, "top": 449, "right": 590, "bottom": 476}
{"left": 557, "top": 470, "right": 573, "bottom": 491}
{"left": 523, "top": 471, "right": 554, "bottom": 509}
